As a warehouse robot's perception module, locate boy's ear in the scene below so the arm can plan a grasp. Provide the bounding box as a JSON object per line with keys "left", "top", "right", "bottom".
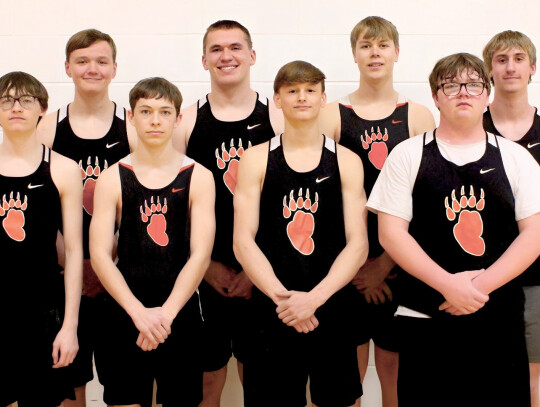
{"left": 273, "top": 92, "right": 282, "bottom": 109}
{"left": 127, "top": 109, "right": 135, "bottom": 125}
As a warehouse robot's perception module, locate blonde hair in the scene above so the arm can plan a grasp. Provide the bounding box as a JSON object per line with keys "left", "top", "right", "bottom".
{"left": 350, "top": 16, "right": 399, "bottom": 51}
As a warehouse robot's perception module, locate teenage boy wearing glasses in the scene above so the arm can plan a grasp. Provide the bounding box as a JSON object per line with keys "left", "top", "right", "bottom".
{"left": 0, "top": 72, "right": 83, "bottom": 407}
{"left": 482, "top": 30, "right": 540, "bottom": 407}
{"left": 367, "top": 53, "right": 540, "bottom": 407}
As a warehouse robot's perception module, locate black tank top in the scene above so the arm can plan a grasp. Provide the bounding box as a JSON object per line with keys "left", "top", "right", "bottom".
{"left": 186, "top": 94, "right": 274, "bottom": 270}
{"left": 53, "top": 103, "right": 130, "bottom": 259}
{"left": 116, "top": 155, "right": 197, "bottom": 311}
{"left": 0, "top": 146, "right": 63, "bottom": 312}
{"left": 394, "top": 132, "right": 521, "bottom": 317}
{"left": 338, "top": 94, "right": 409, "bottom": 258}
{"left": 254, "top": 135, "right": 355, "bottom": 329}
{"left": 483, "top": 107, "right": 540, "bottom": 286}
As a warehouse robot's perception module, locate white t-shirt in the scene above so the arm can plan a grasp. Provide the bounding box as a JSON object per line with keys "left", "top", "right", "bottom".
{"left": 367, "top": 130, "right": 540, "bottom": 318}
{"left": 367, "top": 130, "right": 540, "bottom": 222}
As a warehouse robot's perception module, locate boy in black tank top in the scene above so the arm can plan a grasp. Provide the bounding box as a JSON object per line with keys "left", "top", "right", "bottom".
{"left": 36, "top": 29, "right": 136, "bottom": 407}
{"left": 318, "top": 17, "right": 435, "bottom": 406}
{"left": 482, "top": 31, "right": 540, "bottom": 407}
{"left": 234, "top": 61, "right": 368, "bottom": 407}
{"left": 90, "top": 78, "right": 215, "bottom": 407}
{"left": 368, "top": 54, "right": 540, "bottom": 406}
{"left": 173, "top": 20, "right": 283, "bottom": 405}
{"left": 0, "top": 72, "right": 83, "bottom": 407}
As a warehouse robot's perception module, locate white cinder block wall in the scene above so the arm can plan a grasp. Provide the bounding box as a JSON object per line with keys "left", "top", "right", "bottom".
{"left": 2, "top": 0, "right": 539, "bottom": 405}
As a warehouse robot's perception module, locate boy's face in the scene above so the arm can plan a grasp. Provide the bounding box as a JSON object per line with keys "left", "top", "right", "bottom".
{"left": 202, "top": 28, "right": 255, "bottom": 86}
{"left": 433, "top": 70, "right": 489, "bottom": 126}
{"left": 128, "top": 98, "right": 181, "bottom": 146}
{"left": 490, "top": 47, "right": 536, "bottom": 92}
{"left": 65, "top": 40, "right": 117, "bottom": 94}
{"left": 0, "top": 89, "right": 45, "bottom": 134}
{"left": 274, "top": 82, "right": 326, "bottom": 122}
{"left": 353, "top": 33, "right": 399, "bottom": 80}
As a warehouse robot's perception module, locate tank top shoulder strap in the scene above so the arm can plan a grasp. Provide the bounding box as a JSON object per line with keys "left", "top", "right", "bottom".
{"left": 197, "top": 95, "right": 209, "bottom": 110}
{"left": 269, "top": 135, "right": 281, "bottom": 152}
{"left": 57, "top": 104, "right": 69, "bottom": 123}
{"left": 42, "top": 145, "right": 51, "bottom": 163}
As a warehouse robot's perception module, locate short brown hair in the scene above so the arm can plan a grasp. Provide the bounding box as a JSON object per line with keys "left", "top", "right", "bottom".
{"left": 0, "top": 71, "right": 48, "bottom": 110}
{"left": 273, "top": 61, "right": 326, "bottom": 93}
{"left": 129, "top": 77, "right": 183, "bottom": 116}
{"left": 66, "top": 29, "right": 117, "bottom": 62}
{"left": 429, "top": 53, "right": 491, "bottom": 96}
{"left": 350, "top": 16, "right": 399, "bottom": 51}
{"left": 483, "top": 30, "right": 536, "bottom": 83}
{"left": 203, "top": 20, "right": 252, "bottom": 53}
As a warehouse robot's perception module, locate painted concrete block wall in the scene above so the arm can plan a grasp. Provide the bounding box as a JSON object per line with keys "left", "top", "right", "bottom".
{"left": 2, "top": 0, "right": 539, "bottom": 405}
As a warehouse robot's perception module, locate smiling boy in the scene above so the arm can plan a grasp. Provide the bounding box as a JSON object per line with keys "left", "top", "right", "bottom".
{"left": 90, "top": 77, "right": 214, "bottom": 407}
{"left": 36, "top": 29, "right": 136, "bottom": 406}
{"left": 173, "top": 20, "right": 283, "bottom": 405}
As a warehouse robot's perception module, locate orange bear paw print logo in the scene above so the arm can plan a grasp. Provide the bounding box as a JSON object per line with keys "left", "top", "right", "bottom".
{"left": 283, "top": 188, "right": 319, "bottom": 255}
{"left": 361, "top": 126, "right": 389, "bottom": 170}
{"left": 445, "top": 185, "right": 485, "bottom": 256}
{"left": 140, "top": 196, "right": 169, "bottom": 246}
{"left": 215, "top": 139, "right": 251, "bottom": 195}
{"left": 79, "top": 157, "right": 108, "bottom": 216}
{"left": 0, "top": 192, "right": 28, "bottom": 242}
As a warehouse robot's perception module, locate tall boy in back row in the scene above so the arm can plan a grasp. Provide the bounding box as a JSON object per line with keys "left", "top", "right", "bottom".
{"left": 173, "top": 20, "right": 283, "bottom": 406}
{"left": 37, "top": 29, "right": 136, "bottom": 407}
{"left": 319, "top": 16, "right": 434, "bottom": 406}
{"left": 482, "top": 30, "right": 540, "bottom": 407}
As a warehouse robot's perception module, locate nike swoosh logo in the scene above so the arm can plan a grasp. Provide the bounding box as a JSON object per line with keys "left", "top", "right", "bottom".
{"left": 247, "top": 124, "right": 261, "bottom": 130}
{"left": 528, "top": 142, "right": 540, "bottom": 149}
{"left": 316, "top": 176, "right": 330, "bottom": 183}
{"left": 172, "top": 188, "right": 185, "bottom": 193}
{"left": 106, "top": 142, "right": 120, "bottom": 148}
{"left": 392, "top": 120, "right": 403, "bottom": 124}
{"left": 28, "top": 183, "right": 44, "bottom": 189}
{"left": 480, "top": 168, "right": 495, "bottom": 174}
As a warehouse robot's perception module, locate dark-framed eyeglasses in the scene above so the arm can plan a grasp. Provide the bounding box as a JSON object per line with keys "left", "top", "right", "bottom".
{"left": 437, "top": 82, "right": 487, "bottom": 97}
{"left": 0, "top": 95, "right": 39, "bottom": 110}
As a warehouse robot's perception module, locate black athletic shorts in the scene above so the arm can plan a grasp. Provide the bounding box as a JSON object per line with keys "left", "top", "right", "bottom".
{"left": 95, "top": 295, "right": 203, "bottom": 407}
{"left": 396, "top": 306, "right": 529, "bottom": 407}
{"left": 1, "top": 306, "right": 74, "bottom": 407}
{"left": 199, "top": 280, "right": 251, "bottom": 371}
{"left": 355, "top": 291, "right": 399, "bottom": 352}
{"left": 243, "top": 312, "right": 361, "bottom": 407}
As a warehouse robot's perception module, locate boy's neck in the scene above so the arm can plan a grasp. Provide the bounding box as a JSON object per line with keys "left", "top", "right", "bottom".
{"left": 133, "top": 138, "right": 178, "bottom": 166}
{"left": 353, "top": 75, "right": 397, "bottom": 103}
{"left": 1, "top": 130, "right": 40, "bottom": 156}
{"left": 282, "top": 120, "right": 322, "bottom": 147}
{"left": 490, "top": 88, "right": 533, "bottom": 121}
{"left": 208, "top": 82, "right": 255, "bottom": 108}
{"left": 71, "top": 90, "right": 113, "bottom": 115}
{"left": 436, "top": 119, "right": 486, "bottom": 145}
